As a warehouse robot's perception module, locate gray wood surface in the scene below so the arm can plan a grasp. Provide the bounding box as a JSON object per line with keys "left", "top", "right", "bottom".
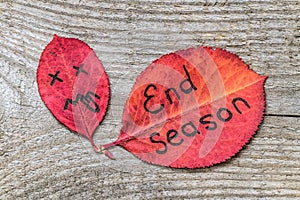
{"left": 1, "top": 0, "right": 299, "bottom": 199}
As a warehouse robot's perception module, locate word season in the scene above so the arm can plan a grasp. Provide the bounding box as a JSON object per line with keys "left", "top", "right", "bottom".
{"left": 47, "top": 64, "right": 101, "bottom": 113}
{"left": 143, "top": 64, "right": 251, "bottom": 154}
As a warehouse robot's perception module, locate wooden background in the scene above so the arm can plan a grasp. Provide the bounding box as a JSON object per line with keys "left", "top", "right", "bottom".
{"left": 1, "top": 0, "right": 299, "bottom": 199}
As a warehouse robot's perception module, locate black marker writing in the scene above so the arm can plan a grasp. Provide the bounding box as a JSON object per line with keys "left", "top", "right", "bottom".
{"left": 64, "top": 91, "right": 100, "bottom": 113}
{"left": 48, "top": 70, "right": 63, "bottom": 86}
{"left": 73, "top": 64, "right": 88, "bottom": 77}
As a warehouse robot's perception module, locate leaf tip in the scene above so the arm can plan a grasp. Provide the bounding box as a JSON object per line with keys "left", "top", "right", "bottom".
{"left": 53, "top": 34, "right": 62, "bottom": 41}
{"left": 263, "top": 75, "right": 268, "bottom": 80}
{"left": 259, "top": 74, "right": 268, "bottom": 83}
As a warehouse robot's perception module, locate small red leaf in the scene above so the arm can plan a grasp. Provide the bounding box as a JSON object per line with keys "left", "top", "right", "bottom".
{"left": 37, "top": 35, "right": 110, "bottom": 148}
{"left": 103, "top": 46, "right": 267, "bottom": 168}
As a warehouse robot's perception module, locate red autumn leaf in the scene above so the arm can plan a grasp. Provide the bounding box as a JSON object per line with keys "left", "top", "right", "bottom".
{"left": 37, "top": 35, "right": 110, "bottom": 152}
{"left": 102, "top": 46, "right": 267, "bottom": 168}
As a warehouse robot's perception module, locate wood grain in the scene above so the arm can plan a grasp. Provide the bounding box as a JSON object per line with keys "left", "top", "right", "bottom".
{"left": 0, "top": 0, "right": 299, "bottom": 199}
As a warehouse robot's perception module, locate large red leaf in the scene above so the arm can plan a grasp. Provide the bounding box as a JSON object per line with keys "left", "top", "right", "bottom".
{"left": 103, "top": 46, "right": 267, "bottom": 168}
{"left": 37, "top": 35, "right": 110, "bottom": 151}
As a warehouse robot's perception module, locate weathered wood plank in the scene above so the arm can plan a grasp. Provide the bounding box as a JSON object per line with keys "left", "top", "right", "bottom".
{"left": 0, "top": 0, "right": 299, "bottom": 199}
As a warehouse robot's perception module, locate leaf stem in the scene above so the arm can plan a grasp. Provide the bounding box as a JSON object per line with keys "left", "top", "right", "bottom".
{"left": 94, "top": 144, "right": 116, "bottom": 160}
{"left": 102, "top": 141, "right": 119, "bottom": 149}
{"left": 97, "top": 135, "right": 136, "bottom": 160}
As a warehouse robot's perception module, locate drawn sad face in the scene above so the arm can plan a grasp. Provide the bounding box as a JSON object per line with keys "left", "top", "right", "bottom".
{"left": 37, "top": 35, "right": 109, "bottom": 137}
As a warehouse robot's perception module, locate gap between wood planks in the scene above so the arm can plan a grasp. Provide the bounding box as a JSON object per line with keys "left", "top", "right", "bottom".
{"left": 264, "top": 114, "right": 300, "bottom": 118}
